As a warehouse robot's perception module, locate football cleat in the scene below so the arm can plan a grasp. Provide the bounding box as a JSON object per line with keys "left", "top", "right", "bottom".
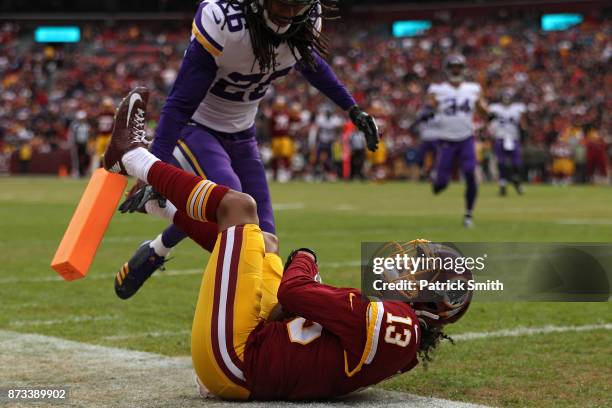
{"left": 499, "top": 185, "right": 507, "bottom": 196}
{"left": 463, "top": 215, "right": 474, "bottom": 228}
{"left": 115, "top": 241, "right": 166, "bottom": 300}
{"left": 514, "top": 182, "right": 524, "bottom": 195}
{"left": 103, "top": 87, "right": 150, "bottom": 175}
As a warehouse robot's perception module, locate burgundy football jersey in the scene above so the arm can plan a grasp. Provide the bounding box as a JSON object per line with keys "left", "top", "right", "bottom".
{"left": 97, "top": 113, "right": 115, "bottom": 134}
{"left": 243, "top": 255, "right": 420, "bottom": 400}
{"left": 270, "top": 112, "right": 291, "bottom": 138}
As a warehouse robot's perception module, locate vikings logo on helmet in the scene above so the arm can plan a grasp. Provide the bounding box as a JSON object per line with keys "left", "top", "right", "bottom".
{"left": 373, "top": 240, "right": 473, "bottom": 327}
{"left": 444, "top": 54, "right": 467, "bottom": 83}
{"left": 248, "top": 0, "right": 321, "bottom": 38}
{"left": 501, "top": 88, "right": 514, "bottom": 104}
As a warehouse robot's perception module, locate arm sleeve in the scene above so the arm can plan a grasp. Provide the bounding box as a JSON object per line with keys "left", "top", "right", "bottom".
{"left": 278, "top": 254, "right": 388, "bottom": 371}
{"left": 151, "top": 2, "right": 226, "bottom": 162}
{"left": 295, "top": 52, "right": 356, "bottom": 111}
{"left": 277, "top": 254, "right": 370, "bottom": 336}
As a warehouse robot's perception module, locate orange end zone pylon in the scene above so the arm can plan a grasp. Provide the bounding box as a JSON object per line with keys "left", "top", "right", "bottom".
{"left": 51, "top": 168, "right": 128, "bottom": 280}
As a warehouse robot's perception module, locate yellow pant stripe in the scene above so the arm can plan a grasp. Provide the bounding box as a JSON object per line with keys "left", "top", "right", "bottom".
{"left": 191, "top": 224, "right": 265, "bottom": 400}
{"left": 178, "top": 139, "right": 207, "bottom": 178}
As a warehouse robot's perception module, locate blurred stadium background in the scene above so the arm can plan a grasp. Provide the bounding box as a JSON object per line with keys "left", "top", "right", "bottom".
{"left": 1, "top": 1, "right": 611, "bottom": 407}
{"left": 0, "top": 0, "right": 609, "bottom": 183}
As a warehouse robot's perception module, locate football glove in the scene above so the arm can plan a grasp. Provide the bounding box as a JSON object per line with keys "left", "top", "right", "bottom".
{"left": 119, "top": 180, "right": 167, "bottom": 214}
{"left": 284, "top": 248, "right": 321, "bottom": 283}
{"left": 349, "top": 106, "right": 379, "bottom": 152}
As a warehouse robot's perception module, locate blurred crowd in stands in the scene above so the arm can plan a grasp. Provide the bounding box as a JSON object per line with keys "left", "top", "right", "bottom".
{"left": 0, "top": 13, "right": 610, "bottom": 183}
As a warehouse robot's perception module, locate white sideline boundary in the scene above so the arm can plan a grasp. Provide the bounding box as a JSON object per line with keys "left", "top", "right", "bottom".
{"left": 0, "top": 323, "right": 608, "bottom": 407}
{"left": 0, "top": 261, "right": 362, "bottom": 285}
{"left": 0, "top": 329, "right": 486, "bottom": 408}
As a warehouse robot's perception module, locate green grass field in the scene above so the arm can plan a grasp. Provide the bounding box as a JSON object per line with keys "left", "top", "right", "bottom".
{"left": 1, "top": 177, "right": 610, "bottom": 407}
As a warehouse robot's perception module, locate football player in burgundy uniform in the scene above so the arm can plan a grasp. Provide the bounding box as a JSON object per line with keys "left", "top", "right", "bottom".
{"left": 90, "top": 98, "right": 115, "bottom": 173}
{"left": 269, "top": 97, "right": 294, "bottom": 182}
{"left": 106, "top": 88, "right": 471, "bottom": 401}
{"left": 114, "top": 0, "right": 379, "bottom": 301}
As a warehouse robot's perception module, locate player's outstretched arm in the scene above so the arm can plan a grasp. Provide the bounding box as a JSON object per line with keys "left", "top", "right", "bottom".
{"left": 295, "top": 52, "right": 356, "bottom": 112}
{"left": 296, "top": 52, "right": 379, "bottom": 151}
{"left": 150, "top": 40, "right": 218, "bottom": 162}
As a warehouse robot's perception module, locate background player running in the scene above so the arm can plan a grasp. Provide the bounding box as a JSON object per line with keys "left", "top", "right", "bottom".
{"left": 115, "top": 0, "right": 379, "bottom": 300}
{"left": 105, "top": 87, "right": 471, "bottom": 401}
{"left": 425, "top": 54, "right": 489, "bottom": 228}
{"left": 488, "top": 89, "right": 527, "bottom": 196}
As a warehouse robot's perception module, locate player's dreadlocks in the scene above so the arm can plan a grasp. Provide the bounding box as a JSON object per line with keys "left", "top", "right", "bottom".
{"left": 222, "top": 0, "right": 339, "bottom": 72}
{"left": 417, "top": 320, "right": 455, "bottom": 368}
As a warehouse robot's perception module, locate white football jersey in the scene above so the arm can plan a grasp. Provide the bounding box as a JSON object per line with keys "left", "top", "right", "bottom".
{"left": 489, "top": 102, "right": 526, "bottom": 142}
{"left": 315, "top": 114, "right": 344, "bottom": 144}
{"left": 191, "top": 0, "right": 321, "bottom": 133}
{"left": 427, "top": 81, "right": 482, "bottom": 141}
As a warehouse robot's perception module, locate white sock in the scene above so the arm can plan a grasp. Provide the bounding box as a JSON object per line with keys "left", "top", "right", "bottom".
{"left": 122, "top": 147, "right": 159, "bottom": 182}
{"left": 145, "top": 200, "right": 177, "bottom": 222}
{"left": 149, "top": 234, "right": 171, "bottom": 257}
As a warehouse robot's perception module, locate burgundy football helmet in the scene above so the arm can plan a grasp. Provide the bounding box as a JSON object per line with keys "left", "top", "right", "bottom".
{"left": 375, "top": 240, "right": 473, "bottom": 327}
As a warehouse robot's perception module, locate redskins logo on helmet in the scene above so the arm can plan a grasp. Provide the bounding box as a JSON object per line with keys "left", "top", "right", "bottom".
{"left": 373, "top": 240, "right": 473, "bottom": 328}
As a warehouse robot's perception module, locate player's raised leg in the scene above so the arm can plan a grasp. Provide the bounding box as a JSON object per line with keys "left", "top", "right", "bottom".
{"left": 117, "top": 124, "right": 246, "bottom": 299}
{"left": 105, "top": 87, "right": 268, "bottom": 399}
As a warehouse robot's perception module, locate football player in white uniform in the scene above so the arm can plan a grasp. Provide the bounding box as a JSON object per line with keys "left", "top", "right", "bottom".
{"left": 425, "top": 54, "right": 489, "bottom": 228}
{"left": 489, "top": 89, "right": 527, "bottom": 196}
{"left": 114, "top": 0, "right": 379, "bottom": 299}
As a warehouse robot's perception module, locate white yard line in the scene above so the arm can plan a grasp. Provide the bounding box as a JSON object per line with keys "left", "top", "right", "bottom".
{"left": 0, "top": 261, "right": 362, "bottom": 285}
{"left": 0, "top": 329, "right": 486, "bottom": 408}
{"left": 101, "top": 330, "right": 191, "bottom": 341}
{"left": 556, "top": 219, "right": 612, "bottom": 225}
{"left": 274, "top": 203, "right": 306, "bottom": 210}
{"left": 10, "top": 316, "right": 115, "bottom": 327}
{"left": 453, "top": 323, "right": 612, "bottom": 341}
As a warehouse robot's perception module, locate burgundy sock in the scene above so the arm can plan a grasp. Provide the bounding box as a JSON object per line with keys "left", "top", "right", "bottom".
{"left": 147, "top": 161, "right": 229, "bottom": 223}
{"left": 173, "top": 211, "right": 219, "bottom": 253}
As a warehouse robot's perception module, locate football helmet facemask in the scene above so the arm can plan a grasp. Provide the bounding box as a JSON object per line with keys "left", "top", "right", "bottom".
{"left": 250, "top": 0, "right": 319, "bottom": 37}
{"left": 376, "top": 240, "right": 473, "bottom": 328}
{"left": 444, "top": 54, "right": 467, "bottom": 84}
